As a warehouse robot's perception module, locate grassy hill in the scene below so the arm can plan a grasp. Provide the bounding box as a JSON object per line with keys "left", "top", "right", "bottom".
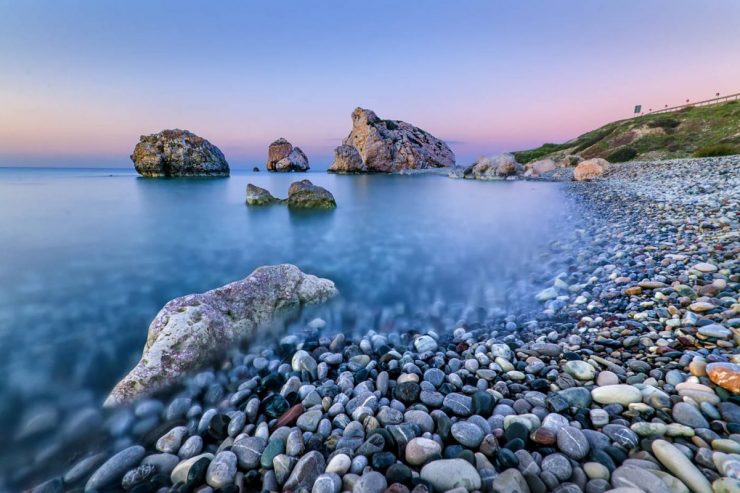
{"left": 512, "top": 100, "right": 740, "bottom": 164}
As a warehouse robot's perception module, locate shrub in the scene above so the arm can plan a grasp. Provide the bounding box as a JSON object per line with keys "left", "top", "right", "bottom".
{"left": 573, "top": 127, "right": 614, "bottom": 153}
{"left": 648, "top": 117, "right": 680, "bottom": 129}
{"left": 693, "top": 143, "right": 738, "bottom": 157}
{"left": 607, "top": 146, "right": 638, "bottom": 162}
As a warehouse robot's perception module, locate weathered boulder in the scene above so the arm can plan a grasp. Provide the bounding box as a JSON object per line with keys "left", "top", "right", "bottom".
{"left": 573, "top": 158, "right": 609, "bottom": 181}
{"left": 246, "top": 184, "right": 280, "bottom": 206}
{"left": 341, "top": 107, "right": 455, "bottom": 172}
{"left": 524, "top": 158, "right": 557, "bottom": 177}
{"left": 464, "top": 154, "right": 523, "bottom": 180}
{"left": 266, "top": 138, "right": 293, "bottom": 171}
{"left": 327, "top": 144, "right": 366, "bottom": 173}
{"left": 131, "top": 129, "right": 229, "bottom": 177}
{"left": 287, "top": 180, "right": 336, "bottom": 209}
{"left": 274, "top": 147, "right": 310, "bottom": 172}
{"left": 105, "top": 265, "right": 337, "bottom": 406}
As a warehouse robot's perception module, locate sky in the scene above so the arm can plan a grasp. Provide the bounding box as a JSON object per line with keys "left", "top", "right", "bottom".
{"left": 1, "top": 1, "right": 739, "bottom": 169}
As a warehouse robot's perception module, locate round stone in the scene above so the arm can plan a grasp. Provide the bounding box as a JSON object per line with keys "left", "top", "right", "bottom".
{"left": 206, "top": 451, "right": 237, "bottom": 489}
{"left": 557, "top": 426, "right": 590, "bottom": 460}
{"left": 352, "top": 470, "right": 387, "bottom": 493}
{"left": 541, "top": 453, "right": 572, "bottom": 481}
{"left": 706, "top": 362, "right": 740, "bottom": 393}
{"left": 672, "top": 402, "right": 709, "bottom": 428}
{"left": 591, "top": 385, "right": 642, "bottom": 406}
{"left": 564, "top": 361, "right": 596, "bottom": 381}
{"left": 451, "top": 421, "right": 485, "bottom": 448}
{"left": 85, "top": 446, "right": 146, "bottom": 491}
{"left": 420, "top": 459, "right": 482, "bottom": 492}
{"left": 405, "top": 437, "right": 441, "bottom": 466}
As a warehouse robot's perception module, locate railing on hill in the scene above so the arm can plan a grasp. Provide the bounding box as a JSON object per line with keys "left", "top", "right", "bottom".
{"left": 642, "top": 92, "right": 740, "bottom": 116}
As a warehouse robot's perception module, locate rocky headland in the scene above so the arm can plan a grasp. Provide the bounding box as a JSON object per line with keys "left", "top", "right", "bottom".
{"left": 328, "top": 108, "right": 455, "bottom": 173}
{"left": 131, "top": 130, "right": 230, "bottom": 177}
{"left": 27, "top": 156, "right": 740, "bottom": 493}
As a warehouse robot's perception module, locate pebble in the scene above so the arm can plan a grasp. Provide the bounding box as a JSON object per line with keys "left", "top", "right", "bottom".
{"left": 591, "top": 385, "right": 642, "bottom": 406}
{"left": 85, "top": 445, "right": 145, "bottom": 491}
{"left": 405, "top": 437, "right": 441, "bottom": 466}
{"left": 652, "top": 439, "right": 712, "bottom": 493}
{"left": 420, "top": 459, "right": 481, "bottom": 491}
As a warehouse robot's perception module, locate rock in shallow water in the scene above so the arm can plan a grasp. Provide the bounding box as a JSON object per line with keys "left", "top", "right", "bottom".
{"left": 287, "top": 179, "right": 336, "bottom": 209}
{"left": 105, "top": 264, "right": 337, "bottom": 406}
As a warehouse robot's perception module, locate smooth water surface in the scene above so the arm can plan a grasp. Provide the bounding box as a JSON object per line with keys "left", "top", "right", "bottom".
{"left": 0, "top": 168, "right": 575, "bottom": 451}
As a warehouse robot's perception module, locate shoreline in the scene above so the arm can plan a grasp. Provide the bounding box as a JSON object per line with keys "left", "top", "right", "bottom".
{"left": 22, "top": 156, "right": 740, "bottom": 492}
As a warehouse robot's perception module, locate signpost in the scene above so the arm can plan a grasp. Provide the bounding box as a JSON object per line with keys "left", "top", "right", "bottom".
{"left": 634, "top": 105, "right": 642, "bottom": 115}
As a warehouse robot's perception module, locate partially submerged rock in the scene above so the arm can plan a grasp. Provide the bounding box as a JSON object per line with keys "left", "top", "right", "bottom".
{"left": 574, "top": 158, "right": 610, "bottom": 181}
{"left": 266, "top": 138, "right": 309, "bottom": 172}
{"left": 246, "top": 184, "right": 280, "bottom": 206}
{"left": 463, "top": 154, "right": 523, "bottom": 180}
{"left": 131, "top": 129, "right": 230, "bottom": 177}
{"left": 327, "top": 144, "right": 366, "bottom": 173}
{"left": 287, "top": 180, "right": 336, "bottom": 209}
{"left": 340, "top": 107, "right": 455, "bottom": 173}
{"left": 105, "top": 265, "right": 337, "bottom": 406}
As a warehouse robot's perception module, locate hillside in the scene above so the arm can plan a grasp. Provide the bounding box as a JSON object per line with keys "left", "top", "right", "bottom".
{"left": 513, "top": 100, "right": 740, "bottom": 163}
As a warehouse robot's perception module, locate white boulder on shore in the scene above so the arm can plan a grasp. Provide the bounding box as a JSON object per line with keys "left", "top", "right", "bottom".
{"left": 574, "top": 158, "right": 610, "bottom": 181}
{"left": 105, "top": 264, "right": 337, "bottom": 406}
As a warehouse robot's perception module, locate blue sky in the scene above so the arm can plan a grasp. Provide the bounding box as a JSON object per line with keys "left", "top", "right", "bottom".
{"left": 1, "top": 0, "right": 739, "bottom": 168}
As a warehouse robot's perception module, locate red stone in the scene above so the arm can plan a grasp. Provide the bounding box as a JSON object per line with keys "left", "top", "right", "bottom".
{"left": 274, "top": 404, "right": 304, "bottom": 429}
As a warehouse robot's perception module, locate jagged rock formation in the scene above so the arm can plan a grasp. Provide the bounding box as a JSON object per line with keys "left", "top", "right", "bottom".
{"left": 266, "top": 138, "right": 309, "bottom": 172}
{"left": 105, "top": 265, "right": 337, "bottom": 406}
{"left": 335, "top": 108, "right": 455, "bottom": 173}
{"left": 287, "top": 180, "right": 336, "bottom": 209}
{"left": 328, "top": 144, "right": 366, "bottom": 173}
{"left": 130, "top": 129, "right": 229, "bottom": 177}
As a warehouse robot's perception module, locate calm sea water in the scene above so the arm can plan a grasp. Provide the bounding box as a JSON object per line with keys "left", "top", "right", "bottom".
{"left": 0, "top": 168, "right": 577, "bottom": 479}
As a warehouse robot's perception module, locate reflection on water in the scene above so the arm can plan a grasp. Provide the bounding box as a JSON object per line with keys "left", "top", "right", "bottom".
{"left": 0, "top": 168, "right": 576, "bottom": 482}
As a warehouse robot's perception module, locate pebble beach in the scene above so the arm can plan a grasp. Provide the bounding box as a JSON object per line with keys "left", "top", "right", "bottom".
{"left": 24, "top": 156, "right": 740, "bottom": 493}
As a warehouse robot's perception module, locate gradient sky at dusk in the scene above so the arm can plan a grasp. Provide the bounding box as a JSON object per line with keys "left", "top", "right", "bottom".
{"left": 1, "top": 0, "right": 739, "bottom": 169}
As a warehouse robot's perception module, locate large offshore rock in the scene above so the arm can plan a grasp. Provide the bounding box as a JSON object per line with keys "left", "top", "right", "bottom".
{"left": 105, "top": 265, "right": 337, "bottom": 406}
{"left": 266, "top": 138, "right": 309, "bottom": 172}
{"left": 327, "top": 144, "right": 366, "bottom": 173}
{"left": 340, "top": 107, "right": 455, "bottom": 172}
{"left": 287, "top": 180, "right": 336, "bottom": 209}
{"left": 131, "top": 129, "right": 229, "bottom": 177}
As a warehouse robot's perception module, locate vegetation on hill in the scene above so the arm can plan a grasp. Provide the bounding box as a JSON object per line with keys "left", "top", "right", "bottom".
{"left": 513, "top": 101, "right": 740, "bottom": 163}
